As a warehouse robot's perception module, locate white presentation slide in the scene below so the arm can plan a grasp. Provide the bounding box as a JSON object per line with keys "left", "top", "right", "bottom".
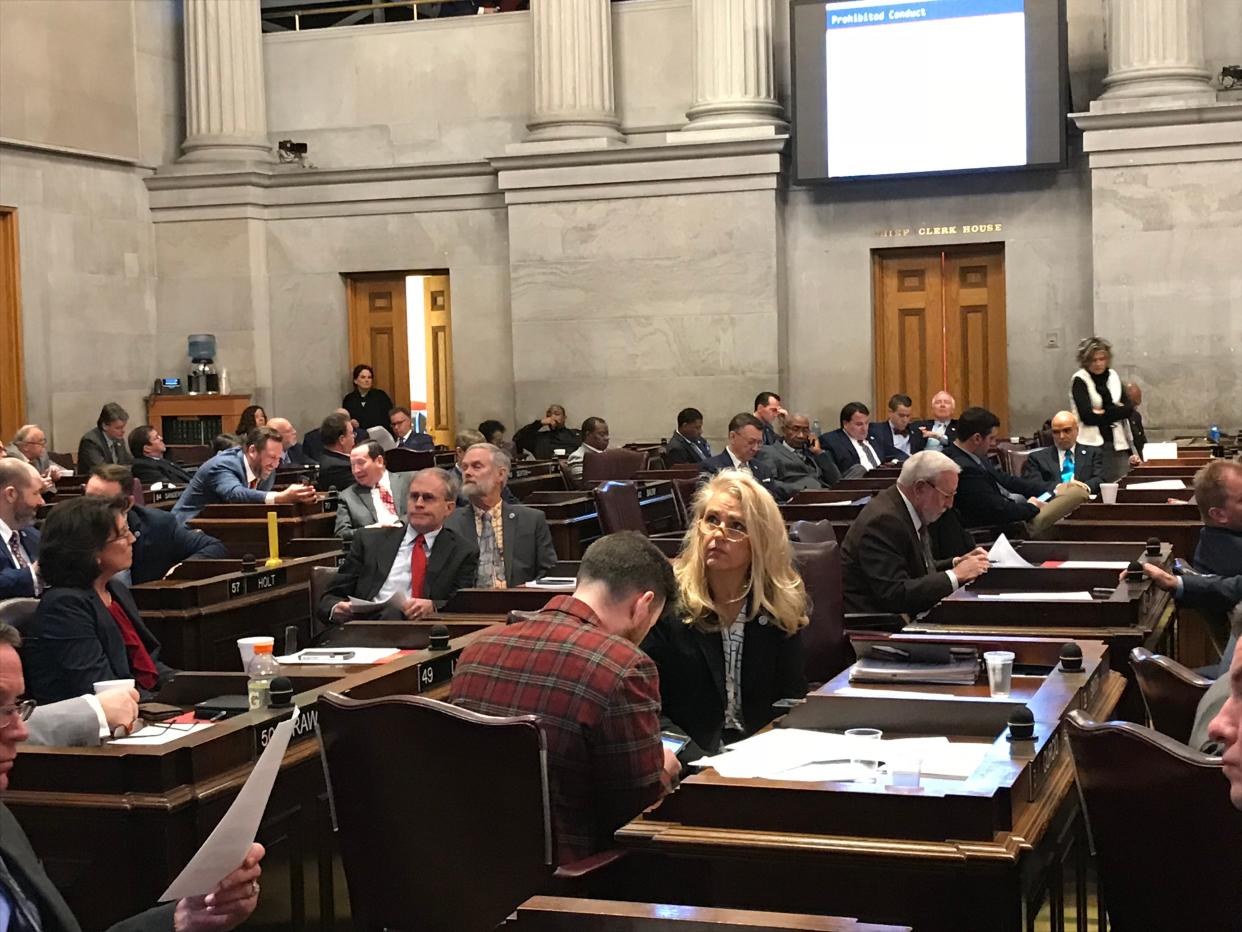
{"left": 825, "top": 0, "right": 1028, "bottom": 178}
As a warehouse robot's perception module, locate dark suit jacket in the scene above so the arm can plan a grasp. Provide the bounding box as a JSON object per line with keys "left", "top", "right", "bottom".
{"left": 130, "top": 456, "right": 192, "bottom": 486}
{"left": 0, "top": 803, "right": 176, "bottom": 931}
{"left": 641, "top": 613, "right": 806, "bottom": 754}
{"left": 753, "top": 442, "right": 841, "bottom": 498}
{"left": 444, "top": 501, "right": 558, "bottom": 587}
{"left": 1179, "top": 572, "right": 1242, "bottom": 614}
{"left": 129, "top": 505, "right": 228, "bottom": 584}
{"left": 869, "top": 421, "right": 922, "bottom": 461}
{"left": 821, "top": 428, "right": 885, "bottom": 475}
{"left": 944, "top": 444, "right": 1041, "bottom": 528}
{"left": 1195, "top": 526, "right": 1242, "bottom": 577}
{"left": 1129, "top": 409, "right": 1149, "bottom": 459}
{"left": 664, "top": 432, "right": 710, "bottom": 466}
{"left": 0, "top": 526, "right": 40, "bottom": 598}
{"left": 911, "top": 418, "right": 958, "bottom": 449}
{"left": 319, "top": 525, "right": 479, "bottom": 619}
{"left": 513, "top": 421, "right": 580, "bottom": 461}
{"left": 281, "top": 442, "right": 317, "bottom": 467}
{"left": 24, "top": 581, "right": 174, "bottom": 703}
{"left": 170, "top": 447, "right": 277, "bottom": 524}
{"left": 699, "top": 451, "right": 779, "bottom": 497}
{"left": 396, "top": 431, "right": 435, "bottom": 452}
{"left": 760, "top": 422, "right": 779, "bottom": 446}
{"left": 1021, "top": 444, "right": 1105, "bottom": 495}
{"left": 841, "top": 485, "right": 955, "bottom": 615}
{"left": 76, "top": 426, "right": 133, "bottom": 473}
{"left": 316, "top": 450, "right": 355, "bottom": 493}
{"left": 301, "top": 427, "right": 325, "bottom": 463}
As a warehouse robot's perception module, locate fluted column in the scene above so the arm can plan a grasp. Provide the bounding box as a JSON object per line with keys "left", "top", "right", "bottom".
{"left": 684, "top": 0, "right": 785, "bottom": 132}
{"left": 526, "top": 0, "right": 623, "bottom": 142}
{"left": 1100, "top": 0, "right": 1212, "bottom": 99}
{"left": 180, "top": 0, "right": 273, "bottom": 163}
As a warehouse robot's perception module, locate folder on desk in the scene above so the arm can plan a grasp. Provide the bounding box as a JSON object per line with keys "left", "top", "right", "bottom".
{"left": 849, "top": 643, "right": 979, "bottom": 685}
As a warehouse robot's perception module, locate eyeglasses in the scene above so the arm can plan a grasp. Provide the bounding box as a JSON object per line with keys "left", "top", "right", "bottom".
{"left": 408, "top": 492, "right": 445, "bottom": 503}
{"left": 0, "top": 700, "right": 36, "bottom": 722}
{"left": 923, "top": 482, "right": 956, "bottom": 502}
{"left": 106, "top": 528, "right": 138, "bottom": 544}
{"left": 698, "top": 513, "right": 748, "bottom": 543}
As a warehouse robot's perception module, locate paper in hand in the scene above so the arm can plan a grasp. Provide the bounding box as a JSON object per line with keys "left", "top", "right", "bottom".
{"left": 159, "top": 708, "right": 300, "bottom": 901}
{"left": 987, "top": 533, "right": 1033, "bottom": 568}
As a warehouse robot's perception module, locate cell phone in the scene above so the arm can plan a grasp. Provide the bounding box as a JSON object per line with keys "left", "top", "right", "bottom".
{"left": 138, "top": 702, "right": 182, "bottom": 721}
{"left": 659, "top": 732, "right": 690, "bottom": 755}
{"left": 1037, "top": 492, "right": 1054, "bottom": 503}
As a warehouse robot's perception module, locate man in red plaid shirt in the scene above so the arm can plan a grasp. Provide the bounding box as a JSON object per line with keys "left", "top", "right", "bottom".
{"left": 450, "top": 531, "right": 681, "bottom": 862}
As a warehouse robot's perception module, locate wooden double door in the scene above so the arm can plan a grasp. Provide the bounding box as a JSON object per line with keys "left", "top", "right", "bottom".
{"left": 872, "top": 244, "right": 1008, "bottom": 430}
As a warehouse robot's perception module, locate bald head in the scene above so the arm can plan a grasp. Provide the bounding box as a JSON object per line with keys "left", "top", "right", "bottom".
{"left": 1050, "top": 410, "right": 1079, "bottom": 451}
{"left": 1125, "top": 382, "right": 1142, "bottom": 407}
{"left": 0, "top": 459, "right": 43, "bottom": 529}
{"left": 267, "top": 417, "right": 297, "bottom": 450}
{"left": 930, "top": 391, "right": 955, "bottom": 420}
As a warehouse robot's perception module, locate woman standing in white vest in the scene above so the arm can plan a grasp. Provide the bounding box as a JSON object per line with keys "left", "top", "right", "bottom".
{"left": 1069, "top": 336, "right": 1139, "bottom": 482}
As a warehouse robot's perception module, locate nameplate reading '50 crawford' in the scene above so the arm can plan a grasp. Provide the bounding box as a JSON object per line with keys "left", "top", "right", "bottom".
{"left": 876, "top": 223, "right": 1005, "bottom": 237}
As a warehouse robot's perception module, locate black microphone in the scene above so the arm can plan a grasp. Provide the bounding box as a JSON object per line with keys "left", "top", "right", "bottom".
{"left": 241, "top": 553, "right": 256, "bottom": 573}
{"left": 1125, "top": 561, "right": 1145, "bottom": 583}
{"left": 1145, "top": 537, "right": 1162, "bottom": 557}
{"left": 1007, "top": 706, "right": 1035, "bottom": 741}
{"left": 428, "top": 624, "right": 451, "bottom": 651}
{"left": 269, "top": 677, "right": 294, "bottom": 708}
{"left": 1059, "top": 642, "right": 1083, "bottom": 673}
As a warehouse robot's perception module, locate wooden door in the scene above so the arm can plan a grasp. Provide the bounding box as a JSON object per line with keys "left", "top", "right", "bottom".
{"left": 873, "top": 244, "right": 1008, "bottom": 430}
{"left": 346, "top": 274, "right": 411, "bottom": 414}
{"left": 422, "top": 275, "right": 455, "bottom": 448}
{"left": 0, "top": 207, "right": 24, "bottom": 441}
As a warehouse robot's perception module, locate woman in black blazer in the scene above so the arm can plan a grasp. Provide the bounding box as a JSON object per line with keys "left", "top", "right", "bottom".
{"left": 342, "top": 364, "right": 395, "bottom": 435}
{"left": 23, "top": 496, "right": 173, "bottom": 704}
{"left": 642, "top": 470, "right": 809, "bottom": 754}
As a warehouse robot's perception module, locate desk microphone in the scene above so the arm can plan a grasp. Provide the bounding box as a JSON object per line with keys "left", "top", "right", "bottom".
{"left": 1059, "top": 642, "right": 1083, "bottom": 673}
{"left": 1007, "top": 706, "right": 1035, "bottom": 741}
{"left": 269, "top": 677, "right": 294, "bottom": 707}
{"left": 428, "top": 624, "right": 451, "bottom": 651}
{"left": 241, "top": 553, "right": 257, "bottom": 573}
{"left": 1125, "top": 561, "right": 1145, "bottom": 583}
{"left": 1145, "top": 537, "right": 1162, "bottom": 557}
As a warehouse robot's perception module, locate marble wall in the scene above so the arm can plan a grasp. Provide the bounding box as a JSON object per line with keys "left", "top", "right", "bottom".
{"left": 1091, "top": 159, "right": 1242, "bottom": 433}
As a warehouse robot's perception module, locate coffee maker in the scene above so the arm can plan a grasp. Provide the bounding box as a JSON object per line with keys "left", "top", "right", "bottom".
{"left": 187, "top": 334, "right": 220, "bottom": 394}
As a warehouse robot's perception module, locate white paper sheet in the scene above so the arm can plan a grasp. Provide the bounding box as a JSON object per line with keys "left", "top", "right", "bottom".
{"left": 976, "top": 591, "right": 1094, "bottom": 602}
{"left": 159, "top": 708, "right": 300, "bottom": 901}
{"left": 1125, "top": 479, "right": 1186, "bottom": 490}
{"left": 1142, "top": 442, "right": 1178, "bottom": 460}
{"left": 348, "top": 593, "right": 406, "bottom": 613}
{"left": 111, "top": 723, "right": 212, "bottom": 746}
{"left": 1054, "top": 561, "right": 1130, "bottom": 570}
{"left": 276, "top": 647, "right": 398, "bottom": 665}
{"left": 988, "top": 533, "right": 1033, "bottom": 568}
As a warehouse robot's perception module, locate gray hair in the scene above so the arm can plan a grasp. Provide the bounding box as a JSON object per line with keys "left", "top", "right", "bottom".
{"left": 466, "top": 442, "right": 511, "bottom": 477}
{"left": 455, "top": 429, "right": 485, "bottom": 452}
{"left": 412, "top": 467, "right": 460, "bottom": 502}
{"left": 0, "top": 623, "right": 19, "bottom": 649}
{"left": 898, "top": 450, "right": 960, "bottom": 487}
{"left": 1076, "top": 336, "right": 1112, "bottom": 369}
{"left": 12, "top": 424, "right": 40, "bottom": 444}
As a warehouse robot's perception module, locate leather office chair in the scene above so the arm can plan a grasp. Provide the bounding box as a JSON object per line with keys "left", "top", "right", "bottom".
{"left": 557, "top": 458, "right": 582, "bottom": 492}
{"left": 310, "top": 565, "right": 337, "bottom": 633}
{"left": 1003, "top": 447, "right": 1037, "bottom": 478}
{"left": 1129, "top": 647, "right": 1212, "bottom": 743}
{"left": 1064, "top": 710, "right": 1242, "bottom": 932}
{"left": 594, "top": 481, "right": 646, "bottom": 535}
{"left": 789, "top": 519, "right": 836, "bottom": 543}
{"left": 383, "top": 448, "right": 435, "bottom": 473}
{"left": 582, "top": 448, "right": 647, "bottom": 483}
{"left": 317, "top": 692, "right": 555, "bottom": 932}
{"left": 0, "top": 598, "right": 38, "bottom": 633}
{"left": 129, "top": 477, "right": 144, "bottom": 501}
{"left": 790, "top": 539, "right": 849, "bottom": 684}
{"left": 670, "top": 476, "right": 701, "bottom": 529}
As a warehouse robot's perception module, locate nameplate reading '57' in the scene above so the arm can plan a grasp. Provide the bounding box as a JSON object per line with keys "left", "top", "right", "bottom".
{"left": 228, "top": 568, "right": 289, "bottom": 599}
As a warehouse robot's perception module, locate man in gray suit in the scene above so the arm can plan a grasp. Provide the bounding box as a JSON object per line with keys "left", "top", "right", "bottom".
{"left": 445, "top": 443, "right": 557, "bottom": 588}
{"left": 334, "top": 441, "right": 414, "bottom": 541}
{"left": 754, "top": 413, "right": 842, "bottom": 499}
{"left": 25, "top": 687, "right": 140, "bottom": 746}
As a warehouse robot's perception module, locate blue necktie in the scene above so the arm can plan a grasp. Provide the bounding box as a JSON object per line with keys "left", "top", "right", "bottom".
{"left": 1060, "top": 449, "right": 1075, "bottom": 484}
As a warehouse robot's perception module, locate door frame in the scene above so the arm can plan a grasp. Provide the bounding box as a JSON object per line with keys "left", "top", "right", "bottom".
{"left": 0, "top": 207, "right": 25, "bottom": 441}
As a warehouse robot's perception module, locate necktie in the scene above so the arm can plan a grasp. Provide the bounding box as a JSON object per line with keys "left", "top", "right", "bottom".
{"left": 476, "top": 512, "right": 505, "bottom": 589}
{"left": 109, "top": 439, "right": 122, "bottom": 463}
{"left": 377, "top": 486, "right": 397, "bottom": 518}
{"left": 862, "top": 442, "right": 880, "bottom": 469}
{"left": 8, "top": 532, "right": 29, "bottom": 569}
{"left": 918, "top": 526, "right": 935, "bottom": 573}
{"left": 409, "top": 534, "right": 427, "bottom": 598}
{"left": 0, "top": 851, "right": 43, "bottom": 932}
{"left": 248, "top": 477, "right": 258, "bottom": 490}
{"left": 1060, "top": 449, "right": 1075, "bottom": 484}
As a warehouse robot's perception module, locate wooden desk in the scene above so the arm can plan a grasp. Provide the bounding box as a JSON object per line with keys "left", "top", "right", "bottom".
{"left": 6, "top": 621, "right": 504, "bottom": 931}
{"left": 511, "top": 897, "right": 910, "bottom": 931}
{"left": 131, "top": 549, "right": 345, "bottom": 670}
{"left": 1117, "top": 487, "right": 1194, "bottom": 503}
{"left": 780, "top": 502, "right": 866, "bottom": 522}
{"left": 509, "top": 473, "right": 569, "bottom": 501}
{"left": 188, "top": 498, "right": 338, "bottom": 555}
{"left": 614, "top": 638, "right": 1122, "bottom": 932}
{"left": 1050, "top": 502, "right": 1201, "bottom": 560}
{"left": 526, "top": 482, "right": 679, "bottom": 559}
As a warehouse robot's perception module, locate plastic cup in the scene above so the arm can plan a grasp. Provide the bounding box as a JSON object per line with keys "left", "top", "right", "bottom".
{"left": 889, "top": 756, "right": 923, "bottom": 788}
{"left": 984, "top": 651, "right": 1016, "bottom": 698}
{"left": 93, "top": 678, "right": 134, "bottom": 695}
{"left": 237, "top": 636, "right": 275, "bottom": 670}
{"left": 845, "top": 727, "right": 883, "bottom": 780}
{"left": 1100, "top": 482, "right": 1119, "bottom": 504}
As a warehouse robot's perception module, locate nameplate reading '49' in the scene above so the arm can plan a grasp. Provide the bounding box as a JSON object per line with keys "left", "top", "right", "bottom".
{"left": 228, "top": 568, "right": 289, "bottom": 600}
{"left": 415, "top": 654, "right": 458, "bottom": 693}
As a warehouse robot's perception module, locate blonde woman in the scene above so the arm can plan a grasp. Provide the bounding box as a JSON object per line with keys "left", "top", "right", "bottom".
{"left": 1070, "top": 336, "right": 1137, "bottom": 482}
{"left": 641, "top": 470, "right": 809, "bottom": 753}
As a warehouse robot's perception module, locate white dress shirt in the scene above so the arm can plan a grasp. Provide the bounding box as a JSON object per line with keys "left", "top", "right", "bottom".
{"left": 0, "top": 516, "right": 38, "bottom": 593}
{"left": 725, "top": 448, "right": 751, "bottom": 472}
{"left": 888, "top": 422, "right": 911, "bottom": 455}
{"left": 850, "top": 436, "right": 882, "bottom": 471}
{"left": 895, "top": 487, "right": 959, "bottom": 592}
{"left": 369, "top": 470, "right": 401, "bottom": 525}
{"left": 375, "top": 525, "right": 441, "bottom": 602}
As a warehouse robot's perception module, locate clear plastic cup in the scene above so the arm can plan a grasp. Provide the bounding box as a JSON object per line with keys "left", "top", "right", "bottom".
{"left": 984, "top": 650, "right": 1016, "bottom": 697}
{"left": 845, "top": 727, "right": 883, "bottom": 781}
{"left": 237, "top": 636, "right": 275, "bottom": 671}
{"left": 93, "top": 678, "right": 134, "bottom": 694}
{"left": 889, "top": 756, "right": 923, "bottom": 788}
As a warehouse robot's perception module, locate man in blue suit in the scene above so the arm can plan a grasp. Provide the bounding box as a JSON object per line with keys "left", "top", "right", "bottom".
{"left": 390, "top": 405, "right": 435, "bottom": 452}
{"left": 821, "top": 402, "right": 887, "bottom": 477}
{"left": 0, "top": 459, "right": 43, "bottom": 598}
{"left": 700, "top": 413, "right": 780, "bottom": 497}
{"left": 172, "top": 426, "right": 316, "bottom": 524}
{"left": 869, "top": 394, "right": 922, "bottom": 462}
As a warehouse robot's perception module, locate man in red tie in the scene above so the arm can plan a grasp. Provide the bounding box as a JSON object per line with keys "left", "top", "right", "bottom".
{"left": 319, "top": 468, "right": 479, "bottom": 623}
{"left": 333, "top": 442, "right": 414, "bottom": 541}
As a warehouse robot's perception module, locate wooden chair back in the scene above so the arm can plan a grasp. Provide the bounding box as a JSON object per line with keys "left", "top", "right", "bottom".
{"left": 593, "top": 481, "right": 646, "bottom": 535}
{"left": 791, "top": 539, "right": 848, "bottom": 684}
{"left": 1129, "top": 647, "right": 1212, "bottom": 743}
{"left": 582, "top": 448, "right": 647, "bottom": 482}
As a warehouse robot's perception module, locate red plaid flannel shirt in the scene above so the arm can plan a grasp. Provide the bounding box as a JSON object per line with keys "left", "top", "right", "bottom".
{"left": 449, "top": 595, "right": 668, "bottom": 863}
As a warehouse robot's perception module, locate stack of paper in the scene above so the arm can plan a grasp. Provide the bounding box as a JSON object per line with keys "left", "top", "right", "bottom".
{"left": 976, "top": 591, "right": 1093, "bottom": 602}
{"left": 988, "top": 534, "right": 1033, "bottom": 568}
{"left": 849, "top": 654, "right": 978, "bottom": 685}
{"left": 1142, "top": 442, "right": 1178, "bottom": 460}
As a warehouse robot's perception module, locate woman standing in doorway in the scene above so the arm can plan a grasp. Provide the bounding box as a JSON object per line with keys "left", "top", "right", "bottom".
{"left": 342, "top": 364, "right": 394, "bottom": 435}
{"left": 1069, "top": 336, "right": 1139, "bottom": 482}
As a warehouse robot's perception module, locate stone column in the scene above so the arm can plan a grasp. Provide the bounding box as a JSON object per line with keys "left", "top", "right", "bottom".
{"left": 1100, "top": 0, "right": 1213, "bottom": 100}
{"left": 525, "top": 0, "right": 623, "bottom": 142}
{"left": 180, "top": 0, "right": 274, "bottom": 163}
{"left": 684, "top": 0, "right": 785, "bottom": 132}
